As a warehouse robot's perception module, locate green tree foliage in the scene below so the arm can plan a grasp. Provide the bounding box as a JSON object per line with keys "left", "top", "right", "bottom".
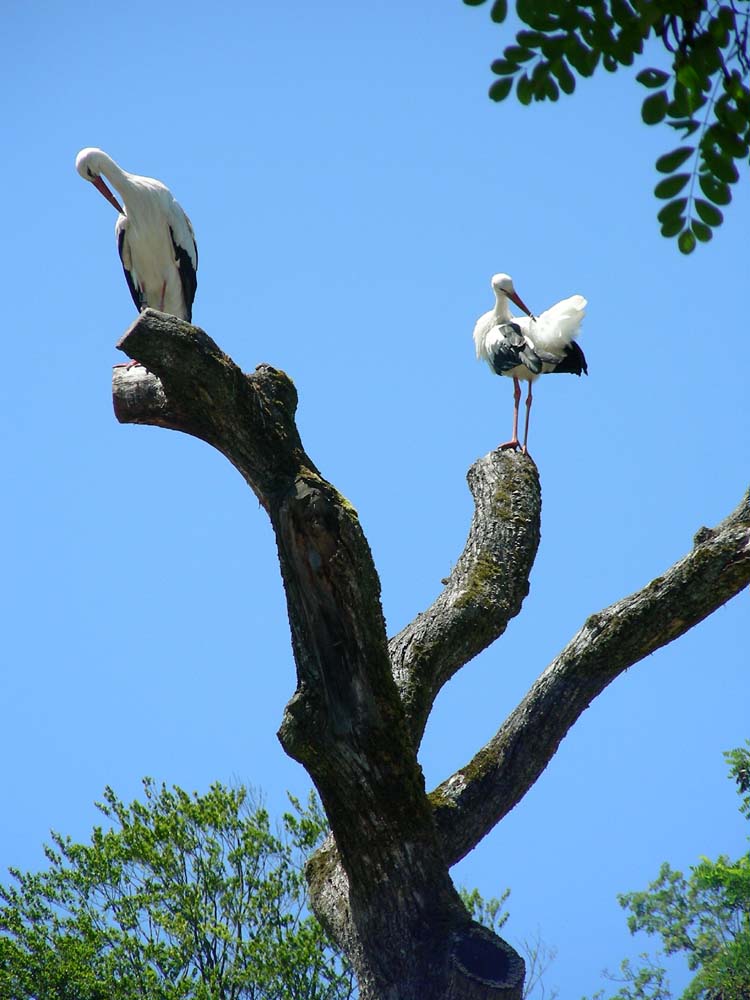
{"left": 0, "top": 780, "right": 355, "bottom": 1000}
{"left": 583, "top": 743, "right": 750, "bottom": 1000}
{"left": 463, "top": 0, "right": 750, "bottom": 253}
{"left": 460, "top": 885, "right": 511, "bottom": 933}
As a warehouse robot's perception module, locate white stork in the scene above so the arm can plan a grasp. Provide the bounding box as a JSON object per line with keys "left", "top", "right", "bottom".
{"left": 75, "top": 147, "right": 198, "bottom": 325}
{"left": 473, "top": 273, "right": 587, "bottom": 454}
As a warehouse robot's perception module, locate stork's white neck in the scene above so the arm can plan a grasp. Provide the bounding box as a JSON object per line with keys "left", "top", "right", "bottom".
{"left": 95, "top": 153, "right": 132, "bottom": 198}
{"left": 493, "top": 292, "right": 512, "bottom": 323}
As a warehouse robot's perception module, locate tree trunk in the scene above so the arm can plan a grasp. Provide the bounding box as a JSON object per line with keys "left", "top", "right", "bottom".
{"left": 113, "top": 310, "right": 750, "bottom": 999}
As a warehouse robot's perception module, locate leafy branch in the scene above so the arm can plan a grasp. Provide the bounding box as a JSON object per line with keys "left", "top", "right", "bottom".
{"left": 583, "top": 744, "right": 750, "bottom": 999}
{"left": 464, "top": 0, "right": 750, "bottom": 253}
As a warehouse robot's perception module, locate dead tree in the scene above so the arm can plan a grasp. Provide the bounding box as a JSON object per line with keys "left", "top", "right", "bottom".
{"left": 112, "top": 310, "right": 750, "bottom": 1000}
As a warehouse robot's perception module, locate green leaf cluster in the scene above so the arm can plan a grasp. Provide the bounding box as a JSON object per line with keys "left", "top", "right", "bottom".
{"left": 583, "top": 743, "right": 750, "bottom": 1000}
{"left": 486, "top": 0, "right": 648, "bottom": 106}
{"left": 459, "top": 885, "right": 511, "bottom": 933}
{"left": 466, "top": 0, "right": 750, "bottom": 253}
{"left": 0, "top": 779, "right": 355, "bottom": 1000}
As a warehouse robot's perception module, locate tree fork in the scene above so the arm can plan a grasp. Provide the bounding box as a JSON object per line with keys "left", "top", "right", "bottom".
{"left": 113, "top": 310, "right": 526, "bottom": 999}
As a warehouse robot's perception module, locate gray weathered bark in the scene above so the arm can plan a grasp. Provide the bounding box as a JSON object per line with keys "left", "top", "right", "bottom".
{"left": 113, "top": 310, "right": 750, "bottom": 1000}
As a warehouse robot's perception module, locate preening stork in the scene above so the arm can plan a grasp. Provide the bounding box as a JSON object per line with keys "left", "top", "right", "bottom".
{"left": 75, "top": 148, "right": 198, "bottom": 325}
{"left": 473, "top": 273, "right": 587, "bottom": 454}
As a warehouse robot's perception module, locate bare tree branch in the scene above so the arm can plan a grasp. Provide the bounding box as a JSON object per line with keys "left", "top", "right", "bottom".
{"left": 431, "top": 490, "right": 750, "bottom": 866}
{"left": 113, "top": 309, "right": 309, "bottom": 509}
{"left": 113, "top": 310, "right": 750, "bottom": 1000}
{"left": 113, "top": 311, "right": 747, "bottom": 997}
{"left": 113, "top": 311, "right": 526, "bottom": 999}
{"left": 389, "top": 451, "right": 541, "bottom": 745}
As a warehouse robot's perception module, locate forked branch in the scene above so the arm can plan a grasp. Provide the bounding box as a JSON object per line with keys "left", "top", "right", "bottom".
{"left": 431, "top": 489, "right": 750, "bottom": 866}
{"left": 112, "top": 311, "right": 747, "bottom": 998}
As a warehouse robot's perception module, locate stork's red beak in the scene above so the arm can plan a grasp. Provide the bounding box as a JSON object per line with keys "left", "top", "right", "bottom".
{"left": 507, "top": 289, "right": 535, "bottom": 320}
{"left": 92, "top": 175, "right": 124, "bottom": 214}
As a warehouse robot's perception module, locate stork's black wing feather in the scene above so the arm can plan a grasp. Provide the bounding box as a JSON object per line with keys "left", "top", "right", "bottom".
{"left": 489, "top": 322, "right": 544, "bottom": 376}
{"left": 171, "top": 228, "right": 198, "bottom": 323}
{"left": 117, "top": 225, "right": 145, "bottom": 312}
{"left": 552, "top": 341, "right": 588, "bottom": 376}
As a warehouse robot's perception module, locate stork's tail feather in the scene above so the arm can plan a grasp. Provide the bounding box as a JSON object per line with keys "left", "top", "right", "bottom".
{"left": 554, "top": 340, "right": 588, "bottom": 376}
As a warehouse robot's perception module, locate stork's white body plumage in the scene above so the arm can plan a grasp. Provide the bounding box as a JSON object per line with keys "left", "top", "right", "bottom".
{"left": 474, "top": 295, "right": 587, "bottom": 380}
{"left": 473, "top": 273, "right": 588, "bottom": 453}
{"left": 75, "top": 147, "right": 197, "bottom": 322}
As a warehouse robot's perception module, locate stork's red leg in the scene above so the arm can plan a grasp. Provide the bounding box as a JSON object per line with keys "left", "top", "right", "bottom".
{"left": 159, "top": 280, "right": 167, "bottom": 311}
{"left": 500, "top": 378, "right": 522, "bottom": 451}
{"left": 521, "top": 381, "right": 533, "bottom": 454}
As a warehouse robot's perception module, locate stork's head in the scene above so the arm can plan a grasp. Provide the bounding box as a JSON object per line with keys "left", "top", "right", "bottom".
{"left": 75, "top": 147, "right": 124, "bottom": 213}
{"left": 490, "top": 272, "right": 534, "bottom": 318}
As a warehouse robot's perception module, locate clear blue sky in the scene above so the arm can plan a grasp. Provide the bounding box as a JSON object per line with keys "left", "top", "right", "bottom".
{"left": 2, "top": 2, "right": 748, "bottom": 996}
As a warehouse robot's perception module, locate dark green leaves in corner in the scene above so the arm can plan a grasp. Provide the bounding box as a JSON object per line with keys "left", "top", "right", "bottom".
{"left": 465, "top": 0, "right": 750, "bottom": 254}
